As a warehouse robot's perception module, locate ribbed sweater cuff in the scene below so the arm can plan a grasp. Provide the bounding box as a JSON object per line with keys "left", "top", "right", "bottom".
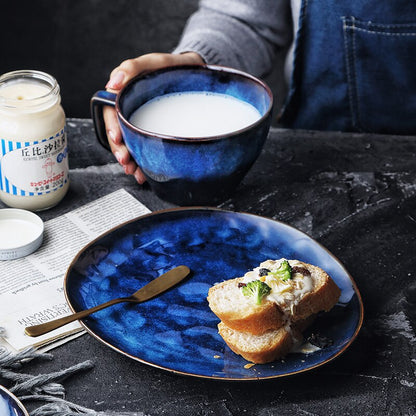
{"left": 172, "top": 40, "right": 223, "bottom": 66}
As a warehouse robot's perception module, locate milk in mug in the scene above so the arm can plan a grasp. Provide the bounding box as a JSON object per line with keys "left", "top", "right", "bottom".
{"left": 129, "top": 91, "right": 262, "bottom": 137}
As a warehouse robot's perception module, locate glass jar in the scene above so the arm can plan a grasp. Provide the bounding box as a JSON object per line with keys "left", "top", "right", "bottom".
{"left": 0, "top": 70, "right": 69, "bottom": 211}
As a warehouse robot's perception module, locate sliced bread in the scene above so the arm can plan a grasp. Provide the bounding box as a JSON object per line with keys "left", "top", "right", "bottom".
{"left": 270, "top": 261, "right": 341, "bottom": 324}
{"left": 218, "top": 321, "right": 298, "bottom": 364}
{"left": 207, "top": 276, "right": 286, "bottom": 335}
{"left": 208, "top": 259, "right": 341, "bottom": 335}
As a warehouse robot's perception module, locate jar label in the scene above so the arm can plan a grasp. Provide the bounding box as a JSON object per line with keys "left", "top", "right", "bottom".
{"left": 0, "top": 128, "right": 69, "bottom": 197}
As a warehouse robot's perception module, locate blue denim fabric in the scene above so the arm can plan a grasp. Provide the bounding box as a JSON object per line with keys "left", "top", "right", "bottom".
{"left": 280, "top": 0, "right": 416, "bottom": 134}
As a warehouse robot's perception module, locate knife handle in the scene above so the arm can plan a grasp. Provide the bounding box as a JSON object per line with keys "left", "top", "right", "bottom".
{"left": 25, "top": 297, "right": 130, "bottom": 337}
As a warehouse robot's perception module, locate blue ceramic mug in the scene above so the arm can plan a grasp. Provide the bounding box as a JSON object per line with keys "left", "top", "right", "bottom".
{"left": 91, "top": 65, "right": 273, "bottom": 205}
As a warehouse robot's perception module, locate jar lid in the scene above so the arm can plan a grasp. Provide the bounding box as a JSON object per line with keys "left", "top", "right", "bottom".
{"left": 0, "top": 208, "right": 44, "bottom": 260}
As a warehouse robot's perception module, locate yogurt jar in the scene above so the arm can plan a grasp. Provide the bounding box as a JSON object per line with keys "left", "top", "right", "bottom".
{"left": 0, "top": 70, "right": 69, "bottom": 211}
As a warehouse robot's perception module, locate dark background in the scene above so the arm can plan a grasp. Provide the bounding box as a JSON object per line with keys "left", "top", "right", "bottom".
{"left": 2, "top": 0, "right": 287, "bottom": 120}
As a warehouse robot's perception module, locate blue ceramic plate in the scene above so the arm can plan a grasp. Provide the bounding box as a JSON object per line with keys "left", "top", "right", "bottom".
{"left": 65, "top": 208, "right": 363, "bottom": 380}
{"left": 0, "top": 386, "right": 29, "bottom": 416}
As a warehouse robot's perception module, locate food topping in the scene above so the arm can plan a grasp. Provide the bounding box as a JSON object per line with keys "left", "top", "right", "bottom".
{"left": 242, "top": 259, "right": 315, "bottom": 313}
{"left": 291, "top": 266, "right": 311, "bottom": 276}
{"left": 258, "top": 268, "right": 271, "bottom": 277}
{"left": 268, "top": 259, "right": 292, "bottom": 281}
{"left": 241, "top": 280, "right": 272, "bottom": 305}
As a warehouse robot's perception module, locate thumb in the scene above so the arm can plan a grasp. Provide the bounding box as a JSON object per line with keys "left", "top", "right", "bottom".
{"left": 105, "top": 70, "right": 126, "bottom": 90}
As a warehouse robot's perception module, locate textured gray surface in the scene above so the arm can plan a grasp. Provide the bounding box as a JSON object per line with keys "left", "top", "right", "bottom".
{"left": 3, "top": 119, "right": 415, "bottom": 415}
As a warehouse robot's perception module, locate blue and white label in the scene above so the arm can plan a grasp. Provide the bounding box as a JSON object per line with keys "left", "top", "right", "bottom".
{"left": 0, "top": 128, "right": 69, "bottom": 197}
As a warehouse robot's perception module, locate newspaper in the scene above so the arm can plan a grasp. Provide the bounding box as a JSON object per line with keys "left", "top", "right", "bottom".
{"left": 0, "top": 189, "right": 150, "bottom": 352}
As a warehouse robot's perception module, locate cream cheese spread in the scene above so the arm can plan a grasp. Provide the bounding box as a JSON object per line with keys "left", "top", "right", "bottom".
{"left": 242, "top": 258, "right": 314, "bottom": 314}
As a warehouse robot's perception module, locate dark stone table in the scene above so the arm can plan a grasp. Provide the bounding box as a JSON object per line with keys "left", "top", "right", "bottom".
{"left": 3, "top": 119, "right": 416, "bottom": 415}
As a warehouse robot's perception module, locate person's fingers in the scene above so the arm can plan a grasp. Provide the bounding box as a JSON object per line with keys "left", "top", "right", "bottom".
{"left": 102, "top": 52, "right": 205, "bottom": 184}
{"left": 105, "top": 70, "right": 126, "bottom": 90}
{"left": 103, "top": 59, "right": 150, "bottom": 151}
{"left": 133, "top": 167, "right": 147, "bottom": 184}
{"left": 107, "top": 133, "right": 146, "bottom": 184}
{"left": 109, "top": 138, "right": 137, "bottom": 175}
{"left": 176, "top": 52, "right": 205, "bottom": 65}
{"left": 106, "top": 52, "right": 205, "bottom": 90}
{"left": 103, "top": 106, "right": 122, "bottom": 145}
{"left": 123, "top": 159, "right": 138, "bottom": 176}
{"left": 106, "top": 59, "right": 142, "bottom": 90}
{"left": 104, "top": 53, "right": 205, "bottom": 142}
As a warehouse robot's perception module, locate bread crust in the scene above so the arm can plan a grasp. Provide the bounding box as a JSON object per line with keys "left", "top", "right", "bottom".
{"left": 290, "top": 263, "right": 341, "bottom": 323}
{"left": 208, "top": 259, "right": 342, "bottom": 364}
{"left": 207, "top": 277, "right": 286, "bottom": 335}
{"left": 208, "top": 261, "right": 341, "bottom": 335}
{"left": 218, "top": 322, "right": 294, "bottom": 364}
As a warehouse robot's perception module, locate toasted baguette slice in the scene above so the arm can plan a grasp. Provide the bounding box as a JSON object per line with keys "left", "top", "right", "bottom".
{"left": 218, "top": 321, "right": 297, "bottom": 364}
{"left": 208, "top": 260, "right": 341, "bottom": 335}
{"left": 284, "top": 262, "right": 341, "bottom": 324}
{"left": 207, "top": 277, "right": 286, "bottom": 335}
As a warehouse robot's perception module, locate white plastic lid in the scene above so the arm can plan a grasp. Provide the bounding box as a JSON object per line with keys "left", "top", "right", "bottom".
{"left": 0, "top": 208, "right": 44, "bottom": 260}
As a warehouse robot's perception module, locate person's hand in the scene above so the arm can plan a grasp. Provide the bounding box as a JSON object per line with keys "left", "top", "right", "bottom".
{"left": 103, "top": 52, "right": 204, "bottom": 184}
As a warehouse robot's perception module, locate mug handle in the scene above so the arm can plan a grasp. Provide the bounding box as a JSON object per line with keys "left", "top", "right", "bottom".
{"left": 90, "top": 90, "right": 117, "bottom": 150}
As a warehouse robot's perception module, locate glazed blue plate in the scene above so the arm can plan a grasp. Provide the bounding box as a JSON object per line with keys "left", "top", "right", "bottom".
{"left": 0, "top": 386, "right": 29, "bottom": 416}
{"left": 65, "top": 208, "right": 363, "bottom": 380}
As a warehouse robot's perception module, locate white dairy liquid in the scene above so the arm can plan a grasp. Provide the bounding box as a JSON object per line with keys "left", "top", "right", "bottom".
{"left": 0, "top": 71, "right": 69, "bottom": 211}
{"left": 0, "top": 218, "right": 41, "bottom": 248}
{"left": 129, "top": 92, "right": 262, "bottom": 137}
{"left": 0, "top": 81, "right": 50, "bottom": 101}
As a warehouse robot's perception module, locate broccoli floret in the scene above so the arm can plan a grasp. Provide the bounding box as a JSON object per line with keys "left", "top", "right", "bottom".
{"left": 270, "top": 259, "right": 292, "bottom": 281}
{"left": 241, "top": 280, "right": 271, "bottom": 305}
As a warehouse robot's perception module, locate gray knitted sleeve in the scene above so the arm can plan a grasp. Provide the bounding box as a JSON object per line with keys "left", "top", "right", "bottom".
{"left": 172, "top": 0, "right": 293, "bottom": 77}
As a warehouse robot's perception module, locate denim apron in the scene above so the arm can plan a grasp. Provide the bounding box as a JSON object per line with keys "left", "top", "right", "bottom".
{"left": 280, "top": 0, "right": 416, "bottom": 134}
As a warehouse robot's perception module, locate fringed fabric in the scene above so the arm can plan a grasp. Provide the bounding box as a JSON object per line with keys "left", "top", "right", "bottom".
{"left": 0, "top": 341, "right": 145, "bottom": 415}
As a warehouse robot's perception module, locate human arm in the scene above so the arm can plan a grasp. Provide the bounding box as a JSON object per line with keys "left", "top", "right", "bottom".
{"left": 103, "top": 0, "right": 292, "bottom": 183}
{"left": 173, "top": 0, "right": 293, "bottom": 78}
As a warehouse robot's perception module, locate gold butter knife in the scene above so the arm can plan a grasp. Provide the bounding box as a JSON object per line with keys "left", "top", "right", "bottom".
{"left": 25, "top": 265, "right": 190, "bottom": 337}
